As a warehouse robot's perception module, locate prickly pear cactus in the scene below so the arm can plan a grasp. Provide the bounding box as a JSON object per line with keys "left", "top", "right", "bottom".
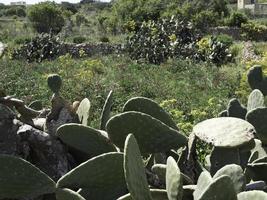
{"left": 247, "top": 65, "right": 267, "bottom": 96}
{"left": 213, "top": 164, "right": 246, "bottom": 193}
{"left": 0, "top": 155, "right": 56, "bottom": 199}
{"left": 100, "top": 90, "right": 113, "bottom": 130}
{"left": 106, "top": 111, "right": 187, "bottom": 153}
{"left": 124, "top": 134, "right": 152, "bottom": 200}
{"left": 195, "top": 175, "right": 237, "bottom": 200}
{"left": 247, "top": 160, "right": 267, "bottom": 183}
{"left": 123, "top": 97, "right": 178, "bottom": 130}
{"left": 246, "top": 107, "right": 267, "bottom": 145}
{"left": 194, "top": 171, "right": 212, "bottom": 199}
{"left": 166, "top": 156, "right": 183, "bottom": 200}
{"left": 249, "top": 139, "right": 267, "bottom": 163}
{"left": 247, "top": 89, "right": 265, "bottom": 111}
{"left": 117, "top": 189, "right": 168, "bottom": 200}
{"left": 237, "top": 191, "right": 267, "bottom": 199}
{"left": 193, "top": 117, "right": 255, "bottom": 148}
{"left": 47, "top": 74, "right": 62, "bottom": 94}
{"left": 227, "top": 98, "right": 247, "bottom": 119}
{"left": 210, "top": 148, "right": 241, "bottom": 176}
{"left": 152, "top": 164, "right": 166, "bottom": 184}
{"left": 56, "top": 188, "right": 86, "bottom": 200}
{"left": 57, "top": 123, "right": 117, "bottom": 159}
{"left": 57, "top": 152, "right": 127, "bottom": 200}
{"left": 76, "top": 98, "right": 91, "bottom": 126}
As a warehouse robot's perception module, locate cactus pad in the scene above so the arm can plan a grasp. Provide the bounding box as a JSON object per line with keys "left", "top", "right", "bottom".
{"left": 247, "top": 89, "right": 265, "bottom": 111}
{"left": 57, "top": 152, "right": 127, "bottom": 200}
{"left": 47, "top": 74, "right": 62, "bottom": 93}
{"left": 0, "top": 155, "right": 56, "bottom": 199}
{"left": 194, "top": 171, "right": 212, "bottom": 199}
{"left": 123, "top": 97, "right": 178, "bottom": 130}
{"left": 56, "top": 188, "right": 86, "bottom": 200}
{"left": 247, "top": 161, "right": 267, "bottom": 183}
{"left": 117, "top": 189, "right": 168, "bottom": 200}
{"left": 227, "top": 98, "right": 247, "bottom": 119}
{"left": 237, "top": 191, "right": 267, "bottom": 200}
{"left": 246, "top": 107, "right": 267, "bottom": 145}
{"left": 213, "top": 164, "right": 246, "bottom": 193}
{"left": 106, "top": 111, "right": 187, "bottom": 153}
{"left": 193, "top": 117, "right": 255, "bottom": 148}
{"left": 166, "top": 156, "right": 183, "bottom": 200}
{"left": 247, "top": 65, "right": 267, "bottom": 96}
{"left": 100, "top": 90, "right": 113, "bottom": 130}
{"left": 57, "top": 123, "right": 116, "bottom": 158}
{"left": 76, "top": 98, "right": 91, "bottom": 126}
{"left": 196, "top": 175, "right": 237, "bottom": 200}
{"left": 124, "top": 134, "right": 152, "bottom": 200}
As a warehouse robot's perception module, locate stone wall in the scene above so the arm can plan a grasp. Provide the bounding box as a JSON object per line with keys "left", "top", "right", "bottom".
{"left": 59, "top": 43, "right": 124, "bottom": 57}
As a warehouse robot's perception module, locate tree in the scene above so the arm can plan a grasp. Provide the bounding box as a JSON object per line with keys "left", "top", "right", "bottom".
{"left": 27, "top": 2, "right": 65, "bottom": 34}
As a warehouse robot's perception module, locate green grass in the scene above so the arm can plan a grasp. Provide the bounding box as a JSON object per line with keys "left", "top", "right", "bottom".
{"left": 0, "top": 54, "right": 244, "bottom": 130}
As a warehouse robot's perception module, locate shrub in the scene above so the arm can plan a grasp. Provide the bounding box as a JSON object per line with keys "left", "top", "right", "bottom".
{"left": 11, "top": 33, "right": 61, "bottom": 62}
{"left": 99, "top": 36, "right": 110, "bottom": 43}
{"left": 226, "top": 11, "right": 248, "bottom": 27}
{"left": 127, "top": 18, "right": 199, "bottom": 64}
{"left": 216, "top": 34, "right": 233, "bottom": 47}
{"left": 73, "top": 36, "right": 86, "bottom": 44}
{"left": 13, "top": 36, "right": 31, "bottom": 45}
{"left": 192, "top": 10, "right": 218, "bottom": 30}
{"left": 241, "top": 21, "right": 267, "bottom": 41}
{"left": 27, "top": 2, "right": 65, "bottom": 34}
{"left": 5, "top": 6, "right": 26, "bottom": 17}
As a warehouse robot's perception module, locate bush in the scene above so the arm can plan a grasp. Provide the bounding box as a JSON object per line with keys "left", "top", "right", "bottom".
{"left": 193, "top": 10, "right": 219, "bottom": 30}
{"left": 241, "top": 21, "right": 267, "bottom": 41}
{"left": 99, "top": 36, "right": 110, "bottom": 43}
{"left": 216, "top": 34, "right": 233, "bottom": 47}
{"left": 5, "top": 6, "right": 26, "bottom": 17}
{"left": 13, "top": 36, "right": 31, "bottom": 45}
{"left": 11, "top": 33, "right": 61, "bottom": 62}
{"left": 226, "top": 11, "right": 248, "bottom": 27}
{"left": 27, "top": 2, "right": 65, "bottom": 34}
{"left": 73, "top": 36, "right": 86, "bottom": 44}
{"left": 127, "top": 18, "right": 199, "bottom": 64}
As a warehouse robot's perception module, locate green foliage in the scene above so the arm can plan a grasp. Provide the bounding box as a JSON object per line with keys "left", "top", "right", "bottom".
{"left": 127, "top": 18, "right": 198, "bottom": 64}
{"left": 226, "top": 11, "right": 248, "bottom": 28}
{"left": 241, "top": 22, "right": 267, "bottom": 41}
{"left": 27, "top": 2, "right": 65, "bottom": 34}
{"left": 73, "top": 36, "right": 86, "bottom": 44}
{"left": 11, "top": 33, "right": 61, "bottom": 62}
{"left": 4, "top": 6, "right": 26, "bottom": 17}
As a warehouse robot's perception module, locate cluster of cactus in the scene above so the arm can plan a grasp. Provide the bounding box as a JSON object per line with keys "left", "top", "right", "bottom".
{"left": 1, "top": 74, "right": 267, "bottom": 199}
{"left": 247, "top": 65, "right": 267, "bottom": 96}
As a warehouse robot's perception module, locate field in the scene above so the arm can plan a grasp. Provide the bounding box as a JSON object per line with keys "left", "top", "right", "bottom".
{"left": 1, "top": 0, "right": 267, "bottom": 199}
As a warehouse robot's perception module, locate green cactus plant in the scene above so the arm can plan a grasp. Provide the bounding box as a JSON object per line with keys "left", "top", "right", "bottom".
{"left": 246, "top": 160, "right": 267, "bottom": 183}
{"left": 166, "top": 156, "right": 183, "bottom": 200}
{"left": 195, "top": 174, "right": 237, "bottom": 200}
{"left": 57, "top": 123, "right": 117, "bottom": 160}
{"left": 249, "top": 139, "right": 267, "bottom": 163}
{"left": 193, "top": 117, "right": 255, "bottom": 148}
{"left": 247, "top": 65, "right": 267, "bottom": 96}
{"left": 76, "top": 98, "right": 91, "bottom": 126}
{"left": 0, "top": 155, "right": 56, "bottom": 199}
{"left": 246, "top": 107, "right": 267, "bottom": 145}
{"left": 210, "top": 147, "right": 240, "bottom": 176}
{"left": 117, "top": 189, "right": 168, "bottom": 200}
{"left": 100, "top": 90, "right": 113, "bottom": 130}
{"left": 227, "top": 98, "right": 247, "bottom": 119}
{"left": 237, "top": 191, "right": 267, "bottom": 199}
{"left": 47, "top": 74, "right": 62, "bottom": 94}
{"left": 124, "top": 134, "right": 152, "bottom": 200}
{"left": 247, "top": 89, "right": 265, "bottom": 111}
{"left": 106, "top": 111, "right": 187, "bottom": 153}
{"left": 123, "top": 97, "right": 178, "bottom": 130}
{"left": 57, "top": 152, "right": 127, "bottom": 200}
{"left": 56, "top": 188, "right": 86, "bottom": 200}
{"left": 213, "top": 164, "right": 246, "bottom": 193}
